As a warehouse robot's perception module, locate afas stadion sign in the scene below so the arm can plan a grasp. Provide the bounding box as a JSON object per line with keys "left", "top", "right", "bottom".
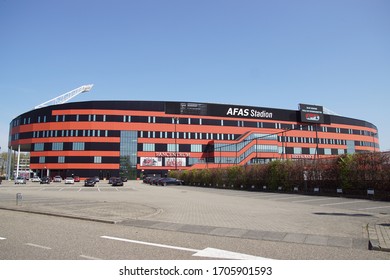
{"left": 226, "top": 107, "right": 273, "bottom": 119}
{"left": 166, "top": 101, "right": 328, "bottom": 123}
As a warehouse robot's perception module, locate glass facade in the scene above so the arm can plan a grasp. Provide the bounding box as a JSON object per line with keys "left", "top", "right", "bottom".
{"left": 120, "top": 131, "right": 138, "bottom": 179}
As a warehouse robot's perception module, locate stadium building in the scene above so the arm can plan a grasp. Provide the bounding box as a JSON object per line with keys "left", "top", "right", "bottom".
{"left": 8, "top": 101, "right": 379, "bottom": 180}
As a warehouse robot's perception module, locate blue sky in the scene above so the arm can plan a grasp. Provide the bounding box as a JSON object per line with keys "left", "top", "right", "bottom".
{"left": 1, "top": 0, "right": 389, "bottom": 152}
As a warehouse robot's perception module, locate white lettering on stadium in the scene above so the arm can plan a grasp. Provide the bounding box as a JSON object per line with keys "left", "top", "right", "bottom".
{"left": 226, "top": 107, "right": 273, "bottom": 119}
{"left": 155, "top": 152, "right": 190, "bottom": 157}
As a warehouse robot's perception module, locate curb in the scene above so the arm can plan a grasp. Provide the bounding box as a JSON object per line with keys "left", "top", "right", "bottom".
{"left": 0, "top": 206, "right": 119, "bottom": 224}
{"left": 367, "top": 221, "right": 390, "bottom": 252}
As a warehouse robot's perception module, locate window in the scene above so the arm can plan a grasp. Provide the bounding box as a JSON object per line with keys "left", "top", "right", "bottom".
{"left": 143, "top": 143, "right": 155, "bottom": 151}
{"left": 94, "top": 156, "right": 102, "bottom": 163}
{"left": 52, "top": 142, "right": 63, "bottom": 151}
{"left": 191, "top": 144, "right": 202, "bottom": 152}
{"left": 73, "top": 142, "right": 85, "bottom": 150}
{"left": 294, "top": 147, "right": 302, "bottom": 154}
{"left": 168, "top": 143, "right": 179, "bottom": 152}
{"left": 58, "top": 156, "right": 65, "bottom": 163}
{"left": 39, "top": 156, "right": 45, "bottom": 163}
{"left": 34, "top": 143, "right": 44, "bottom": 151}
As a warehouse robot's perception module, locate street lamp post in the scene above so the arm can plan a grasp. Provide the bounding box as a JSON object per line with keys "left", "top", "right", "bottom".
{"left": 173, "top": 117, "right": 179, "bottom": 170}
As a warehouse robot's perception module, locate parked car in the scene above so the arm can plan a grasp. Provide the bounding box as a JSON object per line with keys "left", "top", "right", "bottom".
{"left": 15, "top": 176, "right": 26, "bottom": 184}
{"left": 120, "top": 176, "right": 128, "bottom": 182}
{"left": 143, "top": 176, "right": 151, "bottom": 183}
{"left": 84, "top": 178, "right": 96, "bottom": 187}
{"left": 40, "top": 177, "right": 51, "bottom": 184}
{"left": 112, "top": 178, "right": 124, "bottom": 186}
{"left": 150, "top": 177, "right": 162, "bottom": 185}
{"left": 31, "top": 176, "right": 41, "bottom": 182}
{"left": 73, "top": 176, "right": 80, "bottom": 182}
{"left": 108, "top": 177, "right": 117, "bottom": 184}
{"left": 93, "top": 176, "right": 100, "bottom": 183}
{"left": 53, "top": 175, "right": 62, "bottom": 182}
{"left": 65, "top": 177, "right": 75, "bottom": 184}
{"left": 158, "top": 177, "right": 183, "bottom": 186}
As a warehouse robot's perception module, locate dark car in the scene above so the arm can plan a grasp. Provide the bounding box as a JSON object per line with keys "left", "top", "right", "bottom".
{"left": 150, "top": 177, "right": 162, "bottom": 185}
{"left": 143, "top": 176, "right": 151, "bottom": 183}
{"left": 120, "top": 176, "right": 128, "bottom": 182}
{"left": 40, "top": 177, "right": 51, "bottom": 184}
{"left": 108, "top": 177, "right": 117, "bottom": 184}
{"left": 84, "top": 178, "right": 96, "bottom": 187}
{"left": 112, "top": 178, "right": 124, "bottom": 186}
{"left": 158, "top": 177, "right": 183, "bottom": 186}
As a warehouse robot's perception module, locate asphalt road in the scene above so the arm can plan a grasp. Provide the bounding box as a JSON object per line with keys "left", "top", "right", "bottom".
{"left": 0, "top": 180, "right": 389, "bottom": 260}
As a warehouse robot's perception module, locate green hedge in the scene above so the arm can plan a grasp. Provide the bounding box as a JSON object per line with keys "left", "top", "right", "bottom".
{"left": 169, "top": 152, "right": 390, "bottom": 200}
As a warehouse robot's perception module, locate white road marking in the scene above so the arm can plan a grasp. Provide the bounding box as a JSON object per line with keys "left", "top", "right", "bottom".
{"left": 293, "top": 197, "right": 339, "bottom": 203}
{"left": 270, "top": 196, "right": 300, "bottom": 200}
{"left": 257, "top": 194, "right": 287, "bottom": 198}
{"left": 0, "top": 237, "right": 6, "bottom": 240}
{"left": 78, "top": 188, "right": 82, "bottom": 192}
{"left": 193, "top": 247, "right": 269, "bottom": 260}
{"left": 101, "top": 236, "right": 198, "bottom": 253}
{"left": 59, "top": 188, "right": 64, "bottom": 191}
{"left": 25, "top": 243, "right": 52, "bottom": 250}
{"left": 358, "top": 205, "right": 390, "bottom": 210}
{"left": 320, "top": 200, "right": 369, "bottom": 206}
{"left": 98, "top": 188, "right": 101, "bottom": 192}
{"left": 80, "top": 255, "right": 102, "bottom": 260}
{"left": 100, "top": 236, "right": 270, "bottom": 260}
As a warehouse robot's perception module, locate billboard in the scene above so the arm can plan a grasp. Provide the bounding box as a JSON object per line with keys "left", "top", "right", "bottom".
{"left": 165, "top": 157, "right": 186, "bottom": 167}
{"left": 140, "top": 157, "right": 162, "bottom": 167}
{"left": 299, "top": 104, "right": 324, "bottom": 124}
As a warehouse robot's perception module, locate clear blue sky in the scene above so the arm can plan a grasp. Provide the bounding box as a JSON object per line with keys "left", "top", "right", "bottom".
{"left": 1, "top": 0, "right": 389, "bottom": 152}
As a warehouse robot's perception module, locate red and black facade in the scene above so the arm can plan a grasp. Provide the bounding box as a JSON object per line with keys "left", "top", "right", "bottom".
{"left": 8, "top": 101, "right": 379, "bottom": 179}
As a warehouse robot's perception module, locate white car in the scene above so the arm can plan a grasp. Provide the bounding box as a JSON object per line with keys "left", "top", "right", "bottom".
{"left": 15, "top": 177, "right": 26, "bottom": 184}
{"left": 64, "top": 177, "right": 75, "bottom": 184}
{"left": 53, "top": 176, "right": 62, "bottom": 182}
{"left": 31, "top": 176, "right": 41, "bottom": 182}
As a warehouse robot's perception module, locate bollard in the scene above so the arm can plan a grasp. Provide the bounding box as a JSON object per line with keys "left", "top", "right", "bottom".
{"left": 16, "top": 193, "right": 23, "bottom": 206}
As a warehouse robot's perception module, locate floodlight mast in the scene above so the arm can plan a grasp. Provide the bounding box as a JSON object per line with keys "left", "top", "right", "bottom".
{"left": 34, "top": 84, "right": 93, "bottom": 109}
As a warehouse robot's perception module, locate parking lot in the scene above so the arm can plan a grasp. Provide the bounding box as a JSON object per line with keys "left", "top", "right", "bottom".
{"left": 1, "top": 179, "right": 390, "bottom": 258}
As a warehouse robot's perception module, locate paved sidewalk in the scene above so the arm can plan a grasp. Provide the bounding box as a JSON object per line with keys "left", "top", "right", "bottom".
{"left": 368, "top": 220, "right": 390, "bottom": 252}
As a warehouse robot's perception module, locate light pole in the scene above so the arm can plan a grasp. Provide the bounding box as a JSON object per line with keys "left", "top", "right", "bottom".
{"left": 173, "top": 117, "right": 179, "bottom": 170}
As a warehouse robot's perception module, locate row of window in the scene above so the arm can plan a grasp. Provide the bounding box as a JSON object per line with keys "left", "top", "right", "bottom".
{"left": 215, "top": 147, "right": 348, "bottom": 165}
{"left": 33, "top": 130, "right": 110, "bottom": 138}
{"left": 21, "top": 128, "right": 378, "bottom": 150}
{"left": 33, "top": 156, "right": 114, "bottom": 164}
{"left": 33, "top": 142, "right": 119, "bottom": 152}
{"left": 34, "top": 142, "right": 85, "bottom": 151}
{"left": 32, "top": 138, "right": 374, "bottom": 154}
{"left": 13, "top": 113, "right": 377, "bottom": 138}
